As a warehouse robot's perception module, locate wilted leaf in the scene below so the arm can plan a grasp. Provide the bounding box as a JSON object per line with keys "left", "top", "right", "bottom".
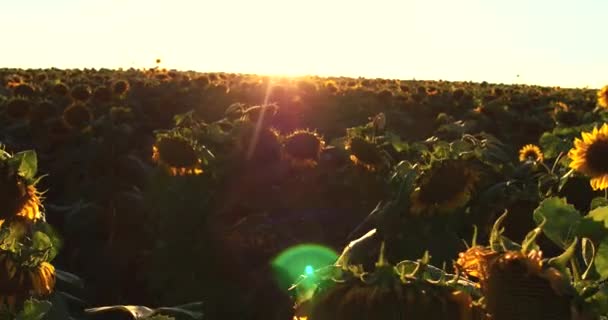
{"left": 533, "top": 197, "right": 581, "bottom": 248}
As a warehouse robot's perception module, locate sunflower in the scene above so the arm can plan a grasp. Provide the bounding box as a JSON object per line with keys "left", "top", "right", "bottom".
{"left": 410, "top": 160, "right": 479, "bottom": 215}
{"left": 344, "top": 137, "right": 385, "bottom": 171}
{"left": 62, "top": 102, "right": 92, "bottom": 130}
{"left": 518, "top": 144, "right": 544, "bottom": 163}
{"left": 568, "top": 123, "right": 608, "bottom": 190}
{"left": 456, "top": 246, "right": 499, "bottom": 283}
{"left": 152, "top": 136, "right": 203, "bottom": 176}
{"left": 4, "top": 98, "right": 31, "bottom": 120}
{"left": 598, "top": 85, "right": 608, "bottom": 108}
{"left": 0, "top": 253, "right": 55, "bottom": 312}
{"left": 484, "top": 250, "right": 572, "bottom": 320}
{"left": 0, "top": 168, "right": 43, "bottom": 223}
{"left": 282, "top": 130, "right": 325, "bottom": 168}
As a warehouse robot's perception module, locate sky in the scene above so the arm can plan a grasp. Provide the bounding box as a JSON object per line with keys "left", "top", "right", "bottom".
{"left": 1, "top": 0, "right": 606, "bottom": 88}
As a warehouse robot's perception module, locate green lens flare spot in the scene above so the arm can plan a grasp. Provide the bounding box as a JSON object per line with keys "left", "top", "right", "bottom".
{"left": 270, "top": 243, "right": 338, "bottom": 292}
{"left": 304, "top": 265, "right": 314, "bottom": 275}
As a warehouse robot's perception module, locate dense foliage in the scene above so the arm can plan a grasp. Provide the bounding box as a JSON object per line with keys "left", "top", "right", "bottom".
{"left": 0, "top": 66, "right": 608, "bottom": 319}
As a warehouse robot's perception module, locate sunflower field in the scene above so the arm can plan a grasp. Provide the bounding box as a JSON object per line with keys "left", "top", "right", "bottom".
{"left": 1, "top": 66, "right": 608, "bottom": 319}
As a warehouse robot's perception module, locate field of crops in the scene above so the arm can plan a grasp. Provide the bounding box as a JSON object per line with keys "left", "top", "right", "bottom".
{"left": 1, "top": 67, "right": 608, "bottom": 319}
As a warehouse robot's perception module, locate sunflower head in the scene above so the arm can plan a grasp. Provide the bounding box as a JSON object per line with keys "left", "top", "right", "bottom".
{"left": 13, "top": 84, "right": 36, "bottom": 98}
{"left": 456, "top": 246, "right": 499, "bottom": 283}
{"left": 70, "top": 84, "right": 91, "bottom": 101}
{"left": 92, "top": 86, "right": 112, "bottom": 103}
{"left": 237, "top": 126, "right": 282, "bottom": 164}
{"left": 62, "top": 102, "right": 93, "bottom": 130}
{"left": 410, "top": 160, "right": 480, "bottom": 216}
{"left": 0, "top": 152, "right": 44, "bottom": 223}
{"left": 597, "top": 85, "right": 608, "bottom": 109}
{"left": 345, "top": 137, "right": 385, "bottom": 171}
{"left": 282, "top": 130, "right": 325, "bottom": 168}
{"left": 4, "top": 97, "right": 31, "bottom": 120}
{"left": 568, "top": 123, "right": 608, "bottom": 190}
{"left": 484, "top": 250, "right": 573, "bottom": 320}
{"left": 518, "top": 144, "right": 544, "bottom": 163}
{"left": 112, "top": 80, "right": 130, "bottom": 95}
{"left": 152, "top": 135, "right": 204, "bottom": 176}
{"left": 28, "top": 101, "right": 58, "bottom": 124}
{"left": 52, "top": 82, "right": 69, "bottom": 96}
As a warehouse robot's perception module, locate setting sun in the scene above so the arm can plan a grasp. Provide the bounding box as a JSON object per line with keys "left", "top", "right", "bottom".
{"left": 2, "top": 0, "right": 607, "bottom": 87}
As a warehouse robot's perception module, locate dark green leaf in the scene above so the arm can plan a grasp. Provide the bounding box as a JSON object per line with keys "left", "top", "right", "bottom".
{"left": 594, "top": 237, "right": 608, "bottom": 280}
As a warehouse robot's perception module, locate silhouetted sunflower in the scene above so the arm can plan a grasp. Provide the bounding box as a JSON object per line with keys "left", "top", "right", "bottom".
{"left": 282, "top": 129, "right": 325, "bottom": 168}
{"left": 598, "top": 85, "right": 608, "bottom": 108}
{"left": 152, "top": 136, "right": 203, "bottom": 176}
{"left": 62, "top": 103, "right": 92, "bottom": 130}
{"left": 4, "top": 98, "right": 31, "bottom": 120}
{"left": 410, "top": 160, "right": 479, "bottom": 215}
{"left": 344, "top": 137, "right": 385, "bottom": 171}
{"left": 518, "top": 144, "right": 544, "bottom": 163}
{"left": 70, "top": 84, "right": 91, "bottom": 101}
{"left": 568, "top": 123, "right": 608, "bottom": 190}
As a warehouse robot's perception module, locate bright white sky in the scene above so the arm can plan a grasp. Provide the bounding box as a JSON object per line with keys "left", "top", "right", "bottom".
{"left": 1, "top": 0, "right": 607, "bottom": 88}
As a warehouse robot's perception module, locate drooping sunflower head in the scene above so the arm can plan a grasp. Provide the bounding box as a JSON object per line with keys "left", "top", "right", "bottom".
{"left": 484, "top": 250, "right": 573, "bottom": 320}
{"left": 27, "top": 262, "right": 56, "bottom": 297}
{"left": 568, "top": 123, "right": 608, "bottom": 190}
{"left": 152, "top": 135, "right": 204, "bottom": 176}
{"left": 456, "top": 246, "right": 499, "bottom": 283}
{"left": 410, "top": 160, "right": 480, "bottom": 216}
{"left": 518, "top": 144, "right": 544, "bottom": 163}
{"left": 0, "top": 254, "right": 56, "bottom": 312}
{"left": 237, "top": 126, "right": 283, "bottom": 165}
{"left": 62, "top": 102, "right": 93, "bottom": 130}
{"left": 344, "top": 137, "right": 385, "bottom": 171}
{"left": 598, "top": 85, "right": 608, "bottom": 109}
{"left": 0, "top": 156, "right": 43, "bottom": 223}
{"left": 282, "top": 129, "right": 325, "bottom": 168}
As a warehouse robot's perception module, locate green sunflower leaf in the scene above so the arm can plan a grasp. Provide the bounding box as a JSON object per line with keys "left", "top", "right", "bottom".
{"left": 594, "top": 237, "right": 608, "bottom": 281}
{"left": 577, "top": 206, "right": 608, "bottom": 243}
{"left": 13, "top": 150, "right": 38, "bottom": 181}
{"left": 16, "top": 299, "right": 52, "bottom": 320}
{"left": 533, "top": 197, "right": 581, "bottom": 248}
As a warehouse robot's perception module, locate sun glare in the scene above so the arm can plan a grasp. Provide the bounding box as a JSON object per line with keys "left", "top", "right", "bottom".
{"left": 1, "top": 0, "right": 607, "bottom": 87}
